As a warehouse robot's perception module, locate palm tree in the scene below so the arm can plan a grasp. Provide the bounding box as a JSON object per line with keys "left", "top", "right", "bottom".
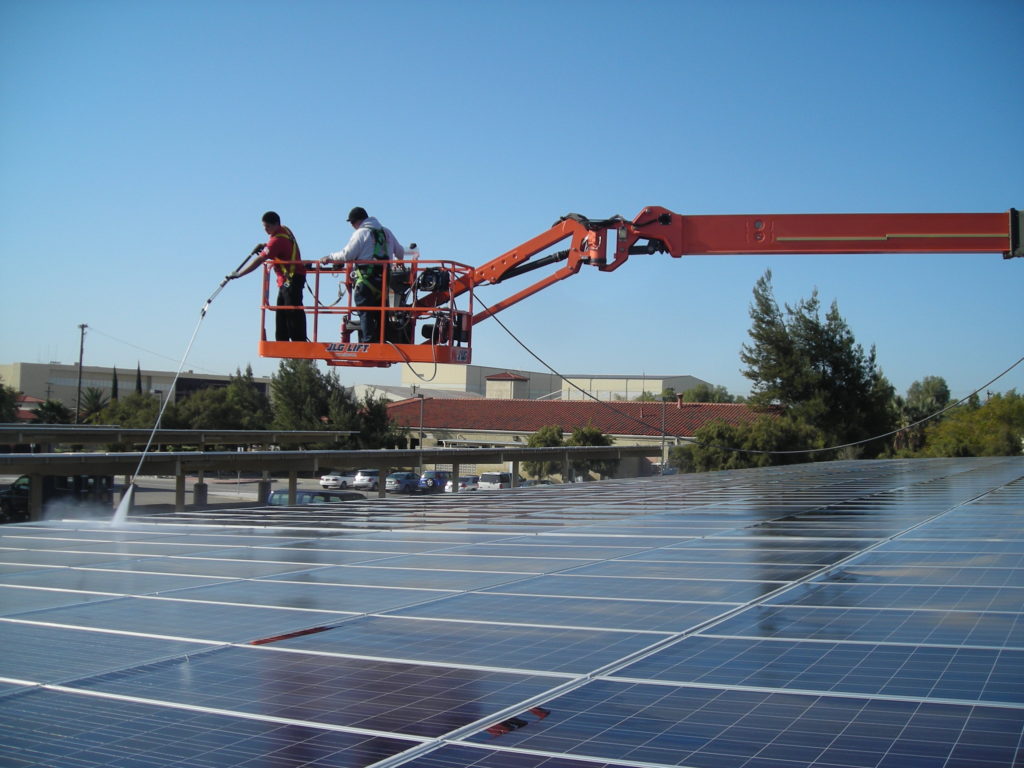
{"left": 78, "top": 387, "right": 109, "bottom": 424}
{"left": 34, "top": 400, "right": 73, "bottom": 424}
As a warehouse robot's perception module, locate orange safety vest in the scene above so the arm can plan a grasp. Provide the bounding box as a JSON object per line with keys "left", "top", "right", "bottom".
{"left": 268, "top": 226, "right": 304, "bottom": 283}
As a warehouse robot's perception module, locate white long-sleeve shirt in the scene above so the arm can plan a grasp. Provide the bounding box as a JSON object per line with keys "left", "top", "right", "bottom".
{"left": 325, "top": 216, "right": 405, "bottom": 264}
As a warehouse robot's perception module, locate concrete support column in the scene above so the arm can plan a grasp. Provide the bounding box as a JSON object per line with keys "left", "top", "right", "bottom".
{"left": 451, "top": 462, "right": 460, "bottom": 492}
{"left": 287, "top": 472, "right": 298, "bottom": 505}
{"left": 174, "top": 462, "right": 185, "bottom": 512}
{"left": 257, "top": 470, "right": 272, "bottom": 505}
{"left": 193, "top": 467, "right": 207, "bottom": 507}
{"left": 29, "top": 473, "right": 43, "bottom": 522}
{"left": 511, "top": 460, "right": 520, "bottom": 488}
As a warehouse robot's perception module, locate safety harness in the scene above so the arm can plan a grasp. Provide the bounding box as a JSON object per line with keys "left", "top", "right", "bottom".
{"left": 272, "top": 227, "right": 302, "bottom": 283}
{"left": 352, "top": 228, "right": 390, "bottom": 295}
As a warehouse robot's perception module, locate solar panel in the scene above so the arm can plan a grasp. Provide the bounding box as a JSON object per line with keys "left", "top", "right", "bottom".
{"left": 1, "top": 457, "right": 1022, "bottom": 768}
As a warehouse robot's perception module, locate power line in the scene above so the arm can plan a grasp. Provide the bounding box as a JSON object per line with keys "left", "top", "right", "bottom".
{"left": 86, "top": 326, "right": 219, "bottom": 374}
{"left": 474, "top": 295, "right": 1024, "bottom": 458}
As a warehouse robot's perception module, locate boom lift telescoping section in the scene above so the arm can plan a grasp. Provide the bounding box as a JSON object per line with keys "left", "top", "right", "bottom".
{"left": 257, "top": 208, "right": 1022, "bottom": 368}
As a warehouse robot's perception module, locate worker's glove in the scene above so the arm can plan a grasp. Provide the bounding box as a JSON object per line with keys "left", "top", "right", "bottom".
{"left": 225, "top": 271, "right": 239, "bottom": 281}
{"left": 250, "top": 243, "right": 266, "bottom": 255}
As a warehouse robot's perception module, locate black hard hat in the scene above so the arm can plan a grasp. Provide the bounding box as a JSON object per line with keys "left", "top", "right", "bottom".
{"left": 346, "top": 206, "right": 368, "bottom": 223}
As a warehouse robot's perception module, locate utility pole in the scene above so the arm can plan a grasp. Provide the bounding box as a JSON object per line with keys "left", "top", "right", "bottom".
{"left": 417, "top": 393, "right": 425, "bottom": 475}
{"left": 75, "top": 323, "right": 87, "bottom": 424}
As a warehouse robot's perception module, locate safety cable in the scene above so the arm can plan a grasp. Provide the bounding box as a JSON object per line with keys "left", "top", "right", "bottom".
{"left": 473, "top": 294, "right": 1024, "bottom": 458}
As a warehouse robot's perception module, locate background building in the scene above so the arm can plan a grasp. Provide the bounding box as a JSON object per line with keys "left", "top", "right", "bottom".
{"left": 399, "top": 363, "right": 710, "bottom": 401}
{"left": 0, "top": 362, "right": 269, "bottom": 410}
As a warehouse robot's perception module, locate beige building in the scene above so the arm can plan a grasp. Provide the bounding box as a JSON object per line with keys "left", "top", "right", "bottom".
{"left": 0, "top": 362, "right": 269, "bottom": 410}
{"left": 400, "top": 363, "right": 708, "bottom": 401}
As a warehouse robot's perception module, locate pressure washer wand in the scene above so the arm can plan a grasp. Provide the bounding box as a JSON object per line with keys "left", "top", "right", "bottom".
{"left": 203, "top": 251, "right": 257, "bottom": 316}
{"left": 112, "top": 250, "right": 258, "bottom": 525}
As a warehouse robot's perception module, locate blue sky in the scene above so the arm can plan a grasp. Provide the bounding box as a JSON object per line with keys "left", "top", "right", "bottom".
{"left": 2, "top": 0, "right": 1022, "bottom": 401}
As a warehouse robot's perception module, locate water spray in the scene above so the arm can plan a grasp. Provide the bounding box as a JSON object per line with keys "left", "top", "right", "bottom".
{"left": 111, "top": 254, "right": 251, "bottom": 526}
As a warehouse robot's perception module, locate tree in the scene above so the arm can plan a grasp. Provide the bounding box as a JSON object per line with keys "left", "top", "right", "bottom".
{"left": 135, "top": 363, "right": 143, "bottom": 395}
{"left": 566, "top": 424, "right": 616, "bottom": 479}
{"left": 522, "top": 424, "right": 564, "bottom": 479}
{"left": 343, "top": 392, "right": 406, "bottom": 449}
{"left": 670, "top": 414, "right": 824, "bottom": 473}
{"left": 111, "top": 367, "right": 119, "bottom": 401}
{"left": 893, "top": 376, "right": 951, "bottom": 454}
{"left": 174, "top": 386, "right": 236, "bottom": 430}
{"left": 225, "top": 366, "right": 272, "bottom": 430}
{"left": 270, "top": 360, "right": 334, "bottom": 430}
{"left": 739, "top": 270, "right": 895, "bottom": 457}
{"left": 34, "top": 399, "right": 73, "bottom": 424}
{"left": 94, "top": 392, "right": 170, "bottom": 430}
{"left": 0, "top": 377, "right": 18, "bottom": 422}
{"left": 268, "top": 360, "right": 401, "bottom": 447}
{"left": 920, "top": 390, "right": 1023, "bottom": 457}
{"left": 906, "top": 376, "right": 951, "bottom": 416}
{"left": 679, "top": 383, "right": 737, "bottom": 403}
{"left": 78, "top": 387, "right": 110, "bottom": 424}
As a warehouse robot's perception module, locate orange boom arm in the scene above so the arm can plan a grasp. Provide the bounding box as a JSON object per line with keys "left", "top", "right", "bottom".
{"left": 257, "top": 208, "right": 1020, "bottom": 367}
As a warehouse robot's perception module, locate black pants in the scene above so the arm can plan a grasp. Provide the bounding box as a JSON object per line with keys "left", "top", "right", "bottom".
{"left": 276, "top": 277, "right": 307, "bottom": 342}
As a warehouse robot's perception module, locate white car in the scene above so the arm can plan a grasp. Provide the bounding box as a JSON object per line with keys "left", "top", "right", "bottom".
{"left": 445, "top": 475, "right": 480, "bottom": 492}
{"left": 352, "top": 469, "right": 381, "bottom": 491}
{"left": 478, "top": 472, "right": 513, "bottom": 490}
{"left": 319, "top": 471, "right": 357, "bottom": 489}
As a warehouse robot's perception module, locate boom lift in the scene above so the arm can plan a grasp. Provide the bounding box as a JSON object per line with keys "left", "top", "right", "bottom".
{"left": 256, "top": 208, "right": 1022, "bottom": 368}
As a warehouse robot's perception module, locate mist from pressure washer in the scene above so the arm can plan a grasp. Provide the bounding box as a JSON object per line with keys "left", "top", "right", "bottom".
{"left": 111, "top": 484, "right": 134, "bottom": 526}
{"left": 42, "top": 497, "right": 126, "bottom": 523}
{"left": 110, "top": 269, "right": 238, "bottom": 527}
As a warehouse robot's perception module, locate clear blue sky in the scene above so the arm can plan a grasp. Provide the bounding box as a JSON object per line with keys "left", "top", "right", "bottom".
{"left": 2, "top": 0, "right": 1022, "bottom": 401}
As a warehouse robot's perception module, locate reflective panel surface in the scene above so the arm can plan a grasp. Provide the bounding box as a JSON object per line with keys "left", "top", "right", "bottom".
{"left": 1, "top": 457, "right": 1022, "bottom": 767}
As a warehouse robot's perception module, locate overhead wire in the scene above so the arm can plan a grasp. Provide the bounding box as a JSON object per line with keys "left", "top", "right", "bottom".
{"left": 473, "top": 294, "right": 1024, "bottom": 458}
{"left": 87, "top": 326, "right": 220, "bottom": 374}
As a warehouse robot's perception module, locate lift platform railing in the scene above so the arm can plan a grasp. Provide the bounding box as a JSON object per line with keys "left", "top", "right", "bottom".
{"left": 257, "top": 258, "right": 475, "bottom": 367}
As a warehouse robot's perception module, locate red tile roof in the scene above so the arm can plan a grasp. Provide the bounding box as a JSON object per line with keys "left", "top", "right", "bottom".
{"left": 485, "top": 372, "right": 529, "bottom": 381}
{"left": 387, "top": 398, "right": 777, "bottom": 438}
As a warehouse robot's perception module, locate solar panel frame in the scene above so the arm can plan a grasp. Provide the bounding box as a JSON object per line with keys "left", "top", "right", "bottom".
{"left": 1, "top": 456, "right": 1022, "bottom": 768}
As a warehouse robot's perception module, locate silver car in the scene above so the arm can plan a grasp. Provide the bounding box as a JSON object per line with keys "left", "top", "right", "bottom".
{"left": 352, "top": 469, "right": 380, "bottom": 491}
{"left": 319, "top": 471, "right": 357, "bottom": 489}
{"left": 445, "top": 475, "right": 480, "bottom": 492}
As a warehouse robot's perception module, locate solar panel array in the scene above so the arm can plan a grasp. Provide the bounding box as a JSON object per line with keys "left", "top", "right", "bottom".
{"left": 1, "top": 457, "right": 1022, "bottom": 767}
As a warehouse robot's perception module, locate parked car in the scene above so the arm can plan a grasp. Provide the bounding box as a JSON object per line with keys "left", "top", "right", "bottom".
{"left": 418, "top": 470, "right": 450, "bottom": 493}
{"left": 352, "top": 469, "right": 380, "bottom": 491}
{"left": 478, "top": 472, "right": 513, "bottom": 490}
{"left": 519, "top": 479, "right": 555, "bottom": 488}
{"left": 267, "top": 489, "right": 360, "bottom": 506}
{"left": 319, "top": 471, "right": 357, "bottom": 489}
{"left": 445, "top": 475, "right": 480, "bottom": 492}
{"left": 386, "top": 472, "right": 420, "bottom": 493}
{"left": 0, "top": 474, "right": 115, "bottom": 524}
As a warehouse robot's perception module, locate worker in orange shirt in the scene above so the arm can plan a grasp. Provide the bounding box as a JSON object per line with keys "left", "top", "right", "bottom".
{"left": 230, "top": 211, "right": 308, "bottom": 342}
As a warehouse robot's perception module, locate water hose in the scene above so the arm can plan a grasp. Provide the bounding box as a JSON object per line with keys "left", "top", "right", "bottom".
{"left": 111, "top": 253, "right": 251, "bottom": 524}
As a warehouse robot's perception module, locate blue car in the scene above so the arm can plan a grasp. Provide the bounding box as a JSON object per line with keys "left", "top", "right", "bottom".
{"left": 418, "top": 470, "right": 450, "bottom": 493}
{"left": 386, "top": 472, "right": 419, "bottom": 493}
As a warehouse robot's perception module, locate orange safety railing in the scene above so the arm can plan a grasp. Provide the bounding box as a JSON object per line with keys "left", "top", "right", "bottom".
{"left": 258, "top": 258, "right": 475, "bottom": 367}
